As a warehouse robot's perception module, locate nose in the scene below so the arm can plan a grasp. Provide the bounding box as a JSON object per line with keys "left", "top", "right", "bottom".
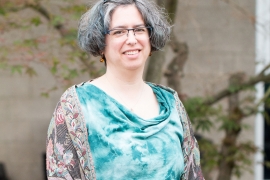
{"left": 126, "top": 30, "right": 137, "bottom": 45}
{"left": 127, "top": 29, "right": 135, "bottom": 37}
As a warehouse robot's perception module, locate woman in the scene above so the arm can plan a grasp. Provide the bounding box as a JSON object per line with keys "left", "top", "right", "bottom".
{"left": 46, "top": 0, "right": 204, "bottom": 179}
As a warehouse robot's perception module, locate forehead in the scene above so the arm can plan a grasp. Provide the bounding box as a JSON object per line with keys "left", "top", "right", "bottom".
{"left": 110, "top": 4, "right": 144, "bottom": 28}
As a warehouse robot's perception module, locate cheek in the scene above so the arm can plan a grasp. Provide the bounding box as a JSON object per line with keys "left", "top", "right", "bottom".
{"left": 105, "top": 39, "right": 123, "bottom": 52}
{"left": 104, "top": 40, "right": 116, "bottom": 54}
{"left": 104, "top": 42, "right": 125, "bottom": 61}
{"left": 144, "top": 38, "right": 151, "bottom": 47}
{"left": 143, "top": 39, "right": 151, "bottom": 52}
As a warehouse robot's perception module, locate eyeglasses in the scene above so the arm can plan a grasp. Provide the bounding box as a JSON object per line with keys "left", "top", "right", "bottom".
{"left": 105, "top": 26, "right": 152, "bottom": 39}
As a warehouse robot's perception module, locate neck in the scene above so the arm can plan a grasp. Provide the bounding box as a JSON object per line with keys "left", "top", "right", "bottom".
{"left": 105, "top": 67, "right": 144, "bottom": 88}
{"left": 104, "top": 68, "right": 146, "bottom": 111}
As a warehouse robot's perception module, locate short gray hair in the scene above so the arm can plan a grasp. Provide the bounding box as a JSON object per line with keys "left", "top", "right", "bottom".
{"left": 78, "top": 0, "right": 171, "bottom": 57}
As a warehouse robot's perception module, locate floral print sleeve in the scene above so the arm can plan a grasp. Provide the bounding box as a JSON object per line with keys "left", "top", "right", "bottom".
{"left": 46, "top": 85, "right": 96, "bottom": 180}
{"left": 46, "top": 100, "right": 84, "bottom": 180}
{"left": 174, "top": 93, "right": 205, "bottom": 180}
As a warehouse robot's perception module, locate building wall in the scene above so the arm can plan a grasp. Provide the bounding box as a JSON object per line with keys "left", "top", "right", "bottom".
{"left": 0, "top": 0, "right": 256, "bottom": 179}
{"left": 168, "top": 0, "right": 255, "bottom": 179}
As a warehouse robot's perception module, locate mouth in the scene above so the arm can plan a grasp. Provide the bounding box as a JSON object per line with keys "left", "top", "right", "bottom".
{"left": 123, "top": 50, "right": 140, "bottom": 55}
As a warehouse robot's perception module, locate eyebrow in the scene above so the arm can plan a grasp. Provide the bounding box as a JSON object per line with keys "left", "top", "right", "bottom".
{"left": 110, "top": 24, "right": 145, "bottom": 29}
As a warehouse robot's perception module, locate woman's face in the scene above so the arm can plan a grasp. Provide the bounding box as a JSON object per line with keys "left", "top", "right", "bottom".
{"left": 104, "top": 5, "right": 151, "bottom": 72}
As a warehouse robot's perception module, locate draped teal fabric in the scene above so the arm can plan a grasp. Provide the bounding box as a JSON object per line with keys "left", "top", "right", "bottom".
{"left": 76, "top": 82, "right": 184, "bottom": 180}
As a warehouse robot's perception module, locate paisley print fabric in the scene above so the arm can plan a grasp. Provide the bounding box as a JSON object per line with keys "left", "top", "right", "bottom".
{"left": 46, "top": 81, "right": 205, "bottom": 180}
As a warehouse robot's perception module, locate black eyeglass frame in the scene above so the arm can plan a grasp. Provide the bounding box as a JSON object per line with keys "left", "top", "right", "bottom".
{"left": 105, "top": 26, "right": 153, "bottom": 38}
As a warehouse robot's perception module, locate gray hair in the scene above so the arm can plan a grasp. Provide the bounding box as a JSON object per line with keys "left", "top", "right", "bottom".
{"left": 78, "top": 0, "right": 171, "bottom": 57}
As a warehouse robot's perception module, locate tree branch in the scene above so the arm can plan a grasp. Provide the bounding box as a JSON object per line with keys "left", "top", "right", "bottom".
{"left": 242, "top": 85, "right": 270, "bottom": 118}
{"left": 27, "top": 3, "right": 97, "bottom": 72}
{"left": 27, "top": 3, "right": 68, "bottom": 36}
{"left": 203, "top": 68, "right": 270, "bottom": 106}
{"left": 259, "top": 64, "right": 270, "bottom": 76}
{"left": 145, "top": 0, "right": 179, "bottom": 84}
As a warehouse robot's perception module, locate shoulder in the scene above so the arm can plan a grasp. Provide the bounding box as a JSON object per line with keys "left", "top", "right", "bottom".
{"left": 58, "top": 81, "right": 90, "bottom": 102}
{"left": 62, "top": 81, "right": 93, "bottom": 94}
{"left": 146, "top": 82, "right": 181, "bottom": 102}
{"left": 146, "top": 81, "right": 176, "bottom": 94}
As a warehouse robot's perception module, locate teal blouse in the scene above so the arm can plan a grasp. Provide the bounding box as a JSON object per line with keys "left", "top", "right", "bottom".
{"left": 76, "top": 82, "right": 184, "bottom": 180}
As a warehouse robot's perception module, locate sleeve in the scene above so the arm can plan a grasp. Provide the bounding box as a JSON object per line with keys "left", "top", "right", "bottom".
{"left": 174, "top": 93, "right": 205, "bottom": 180}
{"left": 46, "top": 101, "right": 84, "bottom": 180}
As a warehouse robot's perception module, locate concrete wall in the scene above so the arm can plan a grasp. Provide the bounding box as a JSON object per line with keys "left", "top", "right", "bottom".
{"left": 0, "top": 0, "right": 256, "bottom": 179}
{"left": 0, "top": 70, "right": 60, "bottom": 180}
{"left": 173, "top": 0, "right": 255, "bottom": 96}
{"left": 167, "top": 0, "right": 255, "bottom": 179}
{"left": 0, "top": 2, "right": 88, "bottom": 179}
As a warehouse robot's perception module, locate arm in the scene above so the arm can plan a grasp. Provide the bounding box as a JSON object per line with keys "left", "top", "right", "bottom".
{"left": 174, "top": 93, "right": 205, "bottom": 180}
{"left": 46, "top": 101, "right": 83, "bottom": 180}
{"left": 46, "top": 86, "right": 95, "bottom": 180}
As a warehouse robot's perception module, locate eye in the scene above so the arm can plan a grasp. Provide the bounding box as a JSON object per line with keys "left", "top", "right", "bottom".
{"left": 112, "top": 29, "right": 126, "bottom": 35}
{"left": 134, "top": 28, "right": 146, "bottom": 33}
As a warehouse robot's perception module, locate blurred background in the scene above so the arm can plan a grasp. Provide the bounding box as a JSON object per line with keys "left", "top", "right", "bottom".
{"left": 0, "top": 0, "right": 269, "bottom": 179}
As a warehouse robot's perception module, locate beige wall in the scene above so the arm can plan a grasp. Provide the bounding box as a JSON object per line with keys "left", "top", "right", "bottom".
{"left": 168, "top": 0, "right": 255, "bottom": 180}
{"left": 0, "top": 0, "right": 256, "bottom": 179}
{"left": 0, "top": 70, "right": 60, "bottom": 180}
{"left": 172, "top": 0, "right": 255, "bottom": 96}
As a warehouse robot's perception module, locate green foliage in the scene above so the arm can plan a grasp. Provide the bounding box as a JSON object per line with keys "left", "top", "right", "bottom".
{"left": 0, "top": 2, "right": 15, "bottom": 16}
{"left": 198, "top": 138, "right": 219, "bottom": 172}
{"left": 41, "top": 86, "right": 58, "bottom": 98}
{"left": 61, "top": 5, "right": 87, "bottom": 18}
{"left": 40, "top": 92, "right": 49, "bottom": 98}
{"left": 0, "top": 61, "right": 8, "bottom": 70}
{"left": 51, "top": 58, "right": 60, "bottom": 75}
{"left": 232, "top": 141, "right": 257, "bottom": 177}
{"left": 228, "top": 85, "right": 239, "bottom": 93}
{"left": 51, "top": 15, "right": 65, "bottom": 27}
{"left": 11, "top": 65, "right": 23, "bottom": 74}
{"left": 66, "top": 69, "right": 79, "bottom": 79}
{"left": 0, "top": 7, "right": 6, "bottom": 15}
{"left": 0, "top": 0, "right": 102, "bottom": 93}
{"left": 7, "top": 21, "right": 22, "bottom": 29}
{"left": 59, "top": 29, "right": 77, "bottom": 46}
{"left": 218, "top": 115, "right": 241, "bottom": 132}
{"left": 25, "top": 66, "right": 37, "bottom": 77}
{"left": 31, "top": 17, "right": 42, "bottom": 26}
{"left": 183, "top": 97, "right": 221, "bottom": 132}
{"left": 14, "top": 38, "right": 38, "bottom": 48}
{"left": 184, "top": 91, "right": 258, "bottom": 178}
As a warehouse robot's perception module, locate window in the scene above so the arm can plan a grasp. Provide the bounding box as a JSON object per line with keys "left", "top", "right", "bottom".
{"left": 265, "top": 83, "right": 270, "bottom": 179}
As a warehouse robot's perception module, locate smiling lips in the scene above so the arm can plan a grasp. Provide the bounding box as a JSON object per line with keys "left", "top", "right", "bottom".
{"left": 124, "top": 50, "right": 140, "bottom": 55}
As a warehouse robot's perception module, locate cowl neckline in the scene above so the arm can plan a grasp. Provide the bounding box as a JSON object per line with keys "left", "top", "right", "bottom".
{"left": 75, "top": 81, "right": 184, "bottom": 179}
{"left": 84, "top": 82, "right": 173, "bottom": 134}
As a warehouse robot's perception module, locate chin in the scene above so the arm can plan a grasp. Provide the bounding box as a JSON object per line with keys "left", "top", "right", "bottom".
{"left": 124, "top": 61, "right": 145, "bottom": 71}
